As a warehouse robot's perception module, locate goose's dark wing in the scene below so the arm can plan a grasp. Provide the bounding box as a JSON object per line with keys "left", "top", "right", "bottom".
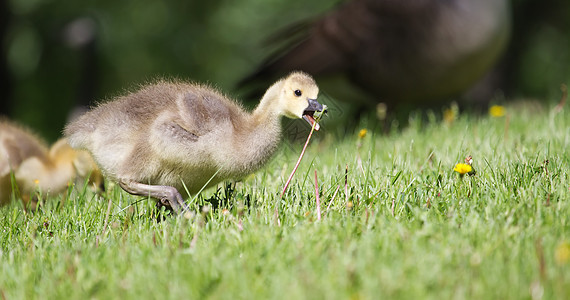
{"left": 238, "top": 0, "right": 434, "bottom": 86}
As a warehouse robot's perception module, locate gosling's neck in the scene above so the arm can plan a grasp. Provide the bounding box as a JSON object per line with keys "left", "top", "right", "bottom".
{"left": 251, "top": 79, "right": 285, "bottom": 126}
{"left": 224, "top": 81, "right": 285, "bottom": 176}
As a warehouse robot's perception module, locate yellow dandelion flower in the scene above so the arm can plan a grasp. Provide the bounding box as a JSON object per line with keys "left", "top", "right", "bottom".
{"left": 376, "top": 103, "right": 387, "bottom": 120}
{"left": 34, "top": 179, "right": 40, "bottom": 185}
{"left": 443, "top": 109, "right": 455, "bottom": 123}
{"left": 555, "top": 241, "right": 570, "bottom": 265}
{"left": 489, "top": 105, "right": 506, "bottom": 117}
{"left": 454, "top": 163, "right": 473, "bottom": 175}
{"left": 443, "top": 102, "right": 459, "bottom": 124}
{"left": 358, "top": 129, "right": 367, "bottom": 139}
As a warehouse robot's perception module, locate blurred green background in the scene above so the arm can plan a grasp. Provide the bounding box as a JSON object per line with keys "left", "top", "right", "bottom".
{"left": 1, "top": 0, "right": 569, "bottom": 141}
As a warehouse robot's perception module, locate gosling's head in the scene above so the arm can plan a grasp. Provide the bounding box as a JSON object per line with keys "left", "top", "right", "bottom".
{"left": 278, "top": 72, "right": 324, "bottom": 129}
{"left": 49, "top": 139, "right": 104, "bottom": 190}
{"left": 15, "top": 139, "right": 104, "bottom": 193}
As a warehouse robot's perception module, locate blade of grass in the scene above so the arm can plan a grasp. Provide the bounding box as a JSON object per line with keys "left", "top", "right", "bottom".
{"left": 281, "top": 121, "right": 317, "bottom": 198}
{"left": 96, "top": 198, "right": 113, "bottom": 247}
{"left": 344, "top": 165, "right": 349, "bottom": 204}
{"left": 324, "top": 185, "right": 340, "bottom": 217}
{"left": 314, "top": 170, "right": 321, "bottom": 221}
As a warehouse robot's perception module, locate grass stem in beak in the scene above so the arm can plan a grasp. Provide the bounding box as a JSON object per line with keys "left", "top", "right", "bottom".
{"left": 281, "top": 120, "right": 317, "bottom": 198}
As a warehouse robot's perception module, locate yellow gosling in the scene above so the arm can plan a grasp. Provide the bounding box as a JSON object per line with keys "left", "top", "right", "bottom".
{"left": 65, "top": 72, "right": 325, "bottom": 214}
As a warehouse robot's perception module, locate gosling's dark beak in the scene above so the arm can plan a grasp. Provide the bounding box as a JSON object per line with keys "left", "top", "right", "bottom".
{"left": 302, "top": 98, "right": 326, "bottom": 131}
{"left": 306, "top": 98, "right": 324, "bottom": 113}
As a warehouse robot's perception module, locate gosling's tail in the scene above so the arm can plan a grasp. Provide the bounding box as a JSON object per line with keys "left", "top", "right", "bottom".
{"left": 64, "top": 115, "right": 95, "bottom": 150}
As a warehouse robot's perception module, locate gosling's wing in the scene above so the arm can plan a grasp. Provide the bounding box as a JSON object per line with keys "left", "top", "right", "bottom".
{"left": 139, "top": 88, "right": 242, "bottom": 180}
{"left": 152, "top": 118, "right": 200, "bottom": 145}
{"left": 149, "top": 87, "right": 240, "bottom": 153}
{"left": 173, "top": 88, "right": 236, "bottom": 138}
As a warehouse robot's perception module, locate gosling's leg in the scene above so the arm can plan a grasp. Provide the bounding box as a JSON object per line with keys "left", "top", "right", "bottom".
{"left": 119, "top": 179, "right": 189, "bottom": 215}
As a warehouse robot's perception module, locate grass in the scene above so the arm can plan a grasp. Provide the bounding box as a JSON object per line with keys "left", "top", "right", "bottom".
{"left": 1, "top": 102, "right": 569, "bottom": 299}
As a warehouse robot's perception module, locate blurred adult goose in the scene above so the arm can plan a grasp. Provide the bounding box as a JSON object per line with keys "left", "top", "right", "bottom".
{"left": 65, "top": 71, "right": 324, "bottom": 214}
{"left": 0, "top": 120, "right": 102, "bottom": 206}
{"left": 241, "top": 0, "right": 511, "bottom": 107}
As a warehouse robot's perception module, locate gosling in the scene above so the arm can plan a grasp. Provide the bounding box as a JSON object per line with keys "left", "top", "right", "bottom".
{"left": 0, "top": 120, "right": 102, "bottom": 206}
{"left": 65, "top": 71, "right": 324, "bottom": 214}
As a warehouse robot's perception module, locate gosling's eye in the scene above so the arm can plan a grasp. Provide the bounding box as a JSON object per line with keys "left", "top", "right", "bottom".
{"left": 294, "top": 90, "right": 302, "bottom": 97}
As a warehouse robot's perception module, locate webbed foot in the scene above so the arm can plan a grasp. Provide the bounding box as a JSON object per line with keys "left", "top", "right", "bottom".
{"left": 119, "top": 179, "right": 189, "bottom": 215}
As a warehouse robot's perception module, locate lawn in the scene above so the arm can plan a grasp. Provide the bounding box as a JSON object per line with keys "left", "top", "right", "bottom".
{"left": 1, "top": 102, "right": 569, "bottom": 299}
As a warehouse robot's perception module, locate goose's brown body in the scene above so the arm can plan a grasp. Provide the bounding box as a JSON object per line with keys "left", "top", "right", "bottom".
{"left": 65, "top": 72, "right": 323, "bottom": 213}
{"left": 243, "top": 0, "right": 511, "bottom": 106}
